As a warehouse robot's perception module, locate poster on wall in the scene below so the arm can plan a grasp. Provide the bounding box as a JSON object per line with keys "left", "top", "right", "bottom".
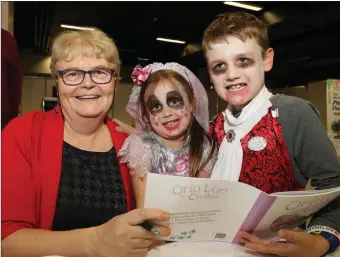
{"left": 327, "top": 79, "right": 340, "bottom": 155}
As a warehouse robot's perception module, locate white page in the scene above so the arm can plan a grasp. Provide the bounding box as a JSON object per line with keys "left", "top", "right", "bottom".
{"left": 144, "top": 174, "right": 262, "bottom": 242}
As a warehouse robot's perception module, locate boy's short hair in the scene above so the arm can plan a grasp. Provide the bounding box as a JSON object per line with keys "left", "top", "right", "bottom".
{"left": 202, "top": 12, "right": 269, "bottom": 56}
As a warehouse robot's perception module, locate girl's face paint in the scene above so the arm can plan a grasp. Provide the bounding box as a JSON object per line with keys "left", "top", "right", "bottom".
{"left": 146, "top": 80, "right": 192, "bottom": 141}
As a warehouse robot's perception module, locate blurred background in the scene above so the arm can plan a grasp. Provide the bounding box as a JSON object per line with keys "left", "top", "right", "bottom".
{"left": 2, "top": 1, "right": 340, "bottom": 134}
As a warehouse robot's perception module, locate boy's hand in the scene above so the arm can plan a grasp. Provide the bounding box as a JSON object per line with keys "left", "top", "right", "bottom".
{"left": 238, "top": 230, "right": 330, "bottom": 257}
{"left": 113, "top": 118, "right": 137, "bottom": 135}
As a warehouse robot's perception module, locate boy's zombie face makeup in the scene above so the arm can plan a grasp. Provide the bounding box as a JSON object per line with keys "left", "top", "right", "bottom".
{"left": 206, "top": 37, "right": 274, "bottom": 111}
{"left": 146, "top": 81, "right": 192, "bottom": 140}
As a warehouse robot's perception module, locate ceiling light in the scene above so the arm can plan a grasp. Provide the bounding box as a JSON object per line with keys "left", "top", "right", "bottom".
{"left": 156, "top": 37, "right": 186, "bottom": 44}
{"left": 223, "top": 2, "right": 263, "bottom": 11}
{"left": 61, "top": 24, "right": 95, "bottom": 31}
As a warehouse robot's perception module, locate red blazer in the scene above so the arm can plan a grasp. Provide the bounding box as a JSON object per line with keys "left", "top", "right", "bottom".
{"left": 1, "top": 108, "right": 135, "bottom": 240}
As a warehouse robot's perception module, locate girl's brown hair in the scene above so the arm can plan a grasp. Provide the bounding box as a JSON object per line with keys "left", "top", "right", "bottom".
{"left": 139, "top": 69, "right": 216, "bottom": 177}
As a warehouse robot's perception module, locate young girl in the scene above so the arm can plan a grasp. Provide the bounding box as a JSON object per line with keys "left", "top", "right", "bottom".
{"left": 118, "top": 62, "right": 217, "bottom": 208}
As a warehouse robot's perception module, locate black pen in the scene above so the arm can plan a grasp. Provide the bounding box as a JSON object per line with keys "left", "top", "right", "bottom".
{"left": 140, "top": 221, "right": 161, "bottom": 235}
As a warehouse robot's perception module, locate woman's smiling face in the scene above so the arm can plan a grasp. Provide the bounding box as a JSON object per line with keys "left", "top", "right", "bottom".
{"left": 56, "top": 55, "right": 117, "bottom": 119}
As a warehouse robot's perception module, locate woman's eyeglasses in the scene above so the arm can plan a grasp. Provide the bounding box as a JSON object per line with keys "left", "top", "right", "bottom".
{"left": 56, "top": 68, "right": 117, "bottom": 86}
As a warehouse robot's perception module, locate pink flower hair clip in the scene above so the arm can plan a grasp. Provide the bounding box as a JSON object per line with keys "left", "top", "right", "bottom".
{"left": 131, "top": 64, "right": 152, "bottom": 86}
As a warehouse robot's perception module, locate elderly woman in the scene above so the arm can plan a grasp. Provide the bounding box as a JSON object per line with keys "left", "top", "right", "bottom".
{"left": 2, "top": 29, "right": 170, "bottom": 257}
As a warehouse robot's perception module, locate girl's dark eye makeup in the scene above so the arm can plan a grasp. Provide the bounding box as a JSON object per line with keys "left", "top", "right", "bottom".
{"left": 166, "top": 91, "right": 184, "bottom": 109}
{"left": 148, "top": 95, "right": 163, "bottom": 115}
{"left": 147, "top": 91, "right": 185, "bottom": 116}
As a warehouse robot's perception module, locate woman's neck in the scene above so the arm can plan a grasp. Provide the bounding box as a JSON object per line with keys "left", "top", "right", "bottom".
{"left": 64, "top": 116, "right": 104, "bottom": 136}
{"left": 63, "top": 112, "right": 112, "bottom": 152}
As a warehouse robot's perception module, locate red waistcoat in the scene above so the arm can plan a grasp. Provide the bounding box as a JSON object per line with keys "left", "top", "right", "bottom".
{"left": 209, "top": 110, "right": 303, "bottom": 194}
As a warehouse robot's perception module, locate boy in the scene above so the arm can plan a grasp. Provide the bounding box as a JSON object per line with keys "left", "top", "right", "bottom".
{"left": 204, "top": 12, "right": 340, "bottom": 257}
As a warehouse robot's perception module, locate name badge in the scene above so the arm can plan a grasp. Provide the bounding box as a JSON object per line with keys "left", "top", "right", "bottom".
{"left": 248, "top": 136, "right": 267, "bottom": 151}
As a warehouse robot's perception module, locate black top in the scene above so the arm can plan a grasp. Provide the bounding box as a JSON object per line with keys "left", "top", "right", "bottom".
{"left": 52, "top": 141, "right": 127, "bottom": 231}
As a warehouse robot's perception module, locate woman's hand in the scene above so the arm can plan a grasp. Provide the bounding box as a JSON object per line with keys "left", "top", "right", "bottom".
{"left": 113, "top": 118, "right": 137, "bottom": 135}
{"left": 238, "top": 230, "right": 330, "bottom": 257}
{"left": 92, "top": 208, "right": 170, "bottom": 257}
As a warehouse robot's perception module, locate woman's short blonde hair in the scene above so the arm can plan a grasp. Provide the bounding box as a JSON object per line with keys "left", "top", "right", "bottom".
{"left": 50, "top": 28, "right": 121, "bottom": 77}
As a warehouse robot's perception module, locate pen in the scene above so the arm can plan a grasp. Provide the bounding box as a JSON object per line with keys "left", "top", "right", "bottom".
{"left": 140, "top": 221, "right": 161, "bottom": 235}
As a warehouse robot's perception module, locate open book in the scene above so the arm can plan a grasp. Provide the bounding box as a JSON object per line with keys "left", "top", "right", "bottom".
{"left": 144, "top": 173, "right": 340, "bottom": 243}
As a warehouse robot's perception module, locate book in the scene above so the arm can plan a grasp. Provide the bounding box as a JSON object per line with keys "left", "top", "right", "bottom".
{"left": 144, "top": 173, "right": 340, "bottom": 243}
